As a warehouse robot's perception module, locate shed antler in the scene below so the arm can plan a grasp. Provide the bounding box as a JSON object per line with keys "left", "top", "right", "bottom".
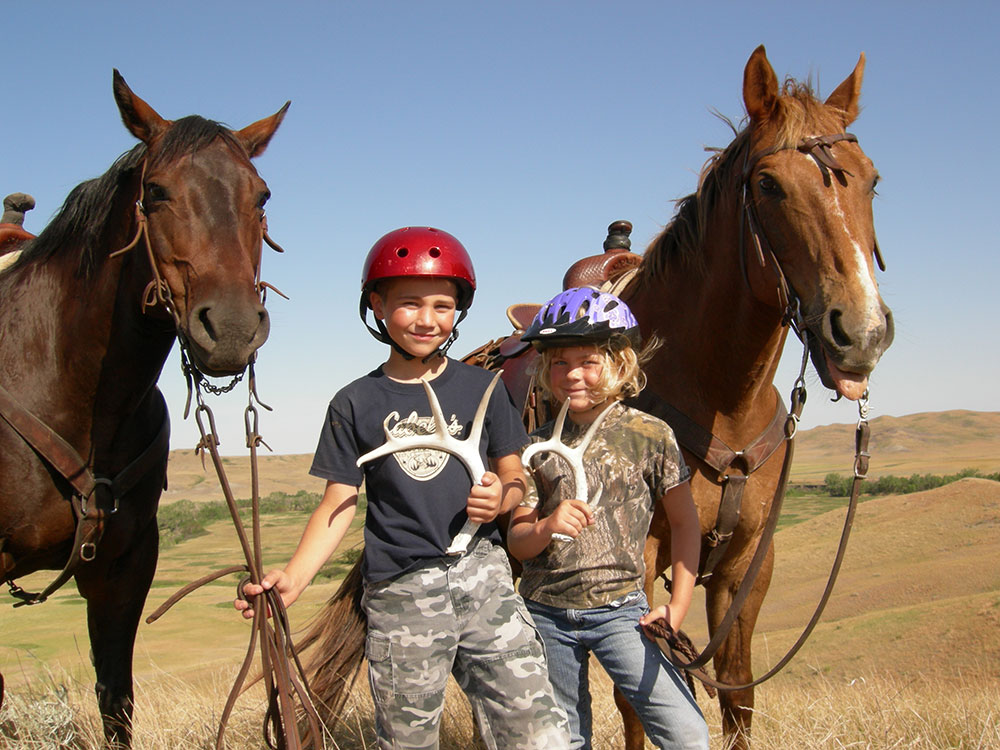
{"left": 521, "top": 398, "right": 616, "bottom": 542}
{"left": 356, "top": 370, "right": 503, "bottom": 555}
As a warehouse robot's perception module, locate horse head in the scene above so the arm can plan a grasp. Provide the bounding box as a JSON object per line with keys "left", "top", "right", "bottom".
{"left": 739, "top": 46, "right": 893, "bottom": 400}
{"left": 112, "top": 71, "right": 289, "bottom": 376}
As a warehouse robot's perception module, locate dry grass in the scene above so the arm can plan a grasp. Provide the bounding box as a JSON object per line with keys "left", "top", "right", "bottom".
{"left": 3, "top": 666, "right": 998, "bottom": 749}
{"left": 736, "top": 671, "right": 1000, "bottom": 750}
{"left": 4, "top": 411, "right": 1000, "bottom": 748}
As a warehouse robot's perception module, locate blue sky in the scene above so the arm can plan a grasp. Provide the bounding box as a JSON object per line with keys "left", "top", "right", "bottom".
{"left": 5, "top": 2, "right": 998, "bottom": 454}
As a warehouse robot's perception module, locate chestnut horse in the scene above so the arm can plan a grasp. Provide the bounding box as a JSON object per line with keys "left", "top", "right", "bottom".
{"left": 609, "top": 46, "right": 893, "bottom": 747}
{"left": 0, "top": 72, "right": 287, "bottom": 746}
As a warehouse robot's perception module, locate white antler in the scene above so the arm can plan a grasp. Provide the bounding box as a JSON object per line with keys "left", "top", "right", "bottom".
{"left": 356, "top": 370, "right": 504, "bottom": 555}
{"left": 521, "top": 398, "right": 616, "bottom": 542}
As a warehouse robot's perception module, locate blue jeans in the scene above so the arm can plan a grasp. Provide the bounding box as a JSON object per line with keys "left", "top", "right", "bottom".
{"left": 526, "top": 592, "right": 709, "bottom": 750}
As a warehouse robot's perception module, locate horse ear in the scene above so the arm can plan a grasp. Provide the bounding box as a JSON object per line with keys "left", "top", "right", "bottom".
{"left": 825, "top": 53, "right": 865, "bottom": 127}
{"left": 235, "top": 102, "right": 291, "bottom": 158}
{"left": 743, "top": 45, "right": 779, "bottom": 124}
{"left": 112, "top": 70, "right": 170, "bottom": 144}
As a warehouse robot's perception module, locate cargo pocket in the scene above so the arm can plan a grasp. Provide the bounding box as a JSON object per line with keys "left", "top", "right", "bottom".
{"left": 365, "top": 631, "right": 392, "bottom": 705}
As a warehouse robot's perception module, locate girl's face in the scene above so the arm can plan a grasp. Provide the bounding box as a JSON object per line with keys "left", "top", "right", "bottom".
{"left": 548, "top": 345, "right": 612, "bottom": 423}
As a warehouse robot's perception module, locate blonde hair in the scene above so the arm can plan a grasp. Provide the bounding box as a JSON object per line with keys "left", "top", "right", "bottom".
{"left": 533, "top": 335, "right": 660, "bottom": 404}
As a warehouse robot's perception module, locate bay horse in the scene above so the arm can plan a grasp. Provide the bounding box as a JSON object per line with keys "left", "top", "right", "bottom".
{"left": 0, "top": 71, "right": 287, "bottom": 747}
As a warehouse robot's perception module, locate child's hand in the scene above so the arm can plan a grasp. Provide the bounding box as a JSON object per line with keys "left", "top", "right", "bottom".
{"left": 545, "top": 499, "right": 594, "bottom": 539}
{"left": 639, "top": 604, "right": 681, "bottom": 634}
{"left": 466, "top": 471, "right": 503, "bottom": 524}
{"left": 233, "top": 569, "right": 299, "bottom": 620}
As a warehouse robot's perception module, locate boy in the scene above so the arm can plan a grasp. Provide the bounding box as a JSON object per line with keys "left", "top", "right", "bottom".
{"left": 238, "top": 227, "right": 569, "bottom": 749}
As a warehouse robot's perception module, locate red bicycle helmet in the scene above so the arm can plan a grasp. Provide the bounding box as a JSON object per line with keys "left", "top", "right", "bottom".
{"left": 359, "top": 227, "right": 477, "bottom": 357}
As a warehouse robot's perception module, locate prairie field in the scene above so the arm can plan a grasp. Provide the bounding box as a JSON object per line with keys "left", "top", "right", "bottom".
{"left": 2, "top": 410, "right": 999, "bottom": 749}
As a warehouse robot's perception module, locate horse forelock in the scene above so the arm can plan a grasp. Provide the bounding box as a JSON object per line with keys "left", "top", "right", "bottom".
{"left": 768, "top": 78, "right": 851, "bottom": 151}
{"left": 636, "top": 78, "right": 849, "bottom": 288}
{"left": 149, "top": 115, "right": 250, "bottom": 168}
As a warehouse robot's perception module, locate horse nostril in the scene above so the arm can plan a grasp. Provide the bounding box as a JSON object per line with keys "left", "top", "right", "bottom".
{"left": 829, "top": 309, "right": 852, "bottom": 348}
{"left": 199, "top": 307, "right": 217, "bottom": 343}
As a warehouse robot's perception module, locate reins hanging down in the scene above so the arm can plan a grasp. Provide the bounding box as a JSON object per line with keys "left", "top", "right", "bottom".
{"left": 647, "top": 334, "right": 872, "bottom": 694}
{"left": 146, "top": 358, "right": 325, "bottom": 750}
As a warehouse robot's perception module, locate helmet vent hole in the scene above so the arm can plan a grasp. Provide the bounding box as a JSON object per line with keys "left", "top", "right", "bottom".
{"left": 428, "top": 247, "right": 441, "bottom": 258}
{"left": 396, "top": 247, "right": 409, "bottom": 258}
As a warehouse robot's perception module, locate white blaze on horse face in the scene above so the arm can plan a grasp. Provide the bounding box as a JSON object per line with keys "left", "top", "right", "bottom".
{"left": 827, "top": 184, "right": 883, "bottom": 339}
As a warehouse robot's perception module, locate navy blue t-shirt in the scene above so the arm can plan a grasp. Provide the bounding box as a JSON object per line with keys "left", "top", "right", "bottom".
{"left": 310, "top": 359, "right": 528, "bottom": 583}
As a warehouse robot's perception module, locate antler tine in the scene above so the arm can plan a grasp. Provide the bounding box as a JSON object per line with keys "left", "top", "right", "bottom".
{"left": 467, "top": 370, "right": 503, "bottom": 447}
{"left": 521, "top": 400, "right": 617, "bottom": 544}
{"left": 418, "top": 378, "right": 479, "bottom": 471}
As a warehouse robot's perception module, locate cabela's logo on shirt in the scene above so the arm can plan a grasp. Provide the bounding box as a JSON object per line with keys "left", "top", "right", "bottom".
{"left": 382, "top": 410, "right": 463, "bottom": 481}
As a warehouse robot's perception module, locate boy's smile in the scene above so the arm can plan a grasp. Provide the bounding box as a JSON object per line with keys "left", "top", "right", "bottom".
{"left": 371, "top": 277, "right": 458, "bottom": 376}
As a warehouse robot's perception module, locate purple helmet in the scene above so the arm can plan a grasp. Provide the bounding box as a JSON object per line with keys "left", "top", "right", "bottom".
{"left": 522, "top": 287, "right": 641, "bottom": 349}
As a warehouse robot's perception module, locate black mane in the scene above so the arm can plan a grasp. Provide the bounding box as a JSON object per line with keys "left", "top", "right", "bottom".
{"left": 11, "top": 116, "right": 242, "bottom": 277}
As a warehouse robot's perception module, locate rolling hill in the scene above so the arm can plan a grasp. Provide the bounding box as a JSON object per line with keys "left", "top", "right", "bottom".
{"left": 160, "top": 409, "right": 1000, "bottom": 504}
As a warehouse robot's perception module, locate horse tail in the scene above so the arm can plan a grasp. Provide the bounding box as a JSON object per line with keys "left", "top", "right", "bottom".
{"left": 298, "top": 555, "right": 367, "bottom": 728}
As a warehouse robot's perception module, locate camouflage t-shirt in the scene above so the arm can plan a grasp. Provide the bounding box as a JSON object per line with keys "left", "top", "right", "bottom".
{"left": 518, "top": 402, "right": 690, "bottom": 609}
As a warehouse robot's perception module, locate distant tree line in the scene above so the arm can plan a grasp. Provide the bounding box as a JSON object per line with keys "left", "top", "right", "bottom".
{"left": 157, "top": 490, "right": 365, "bottom": 548}
{"left": 822, "top": 468, "right": 1000, "bottom": 497}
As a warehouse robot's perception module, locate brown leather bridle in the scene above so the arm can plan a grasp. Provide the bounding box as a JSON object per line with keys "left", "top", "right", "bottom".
{"left": 111, "top": 160, "right": 288, "bottom": 327}
{"left": 738, "top": 131, "right": 886, "bottom": 335}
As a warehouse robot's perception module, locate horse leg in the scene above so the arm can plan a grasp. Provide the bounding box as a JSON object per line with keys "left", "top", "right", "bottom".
{"left": 707, "top": 543, "right": 774, "bottom": 750}
{"left": 75, "top": 517, "right": 159, "bottom": 748}
{"left": 614, "top": 685, "right": 647, "bottom": 750}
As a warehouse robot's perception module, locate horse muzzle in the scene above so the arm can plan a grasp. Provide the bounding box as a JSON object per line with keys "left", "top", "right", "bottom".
{"left": 183, "top": 296, "right": 270, "bottom": 376}
{"left": 805, "top": 298, "right": 894, "bottom": 400}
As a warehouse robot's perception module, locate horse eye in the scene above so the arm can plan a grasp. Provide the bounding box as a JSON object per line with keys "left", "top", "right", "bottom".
{"left": 257, "top": 190, "right": 271, "bottom": 210}
{"left": 871, "top": 174, "right": 881, "bottom": 197}
{"left": 757, "top": 174, "right": 780, "bottom": 195}
{"left": 145, "top": 183, "right": 169, "bottom": 203}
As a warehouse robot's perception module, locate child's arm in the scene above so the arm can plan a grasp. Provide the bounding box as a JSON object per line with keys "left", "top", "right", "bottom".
{"left": 235, "top": 480, "right": 358, "bottom": 618}
{"left": 507, "top": 499, "right": 595, "bottom": 561}
{"left": 640, "top": 480, "right": 700, "bottom": 632}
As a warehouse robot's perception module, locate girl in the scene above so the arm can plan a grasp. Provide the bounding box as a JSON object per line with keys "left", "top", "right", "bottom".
{"left": 507, "top": 287, "right": 709, "bottom": 750}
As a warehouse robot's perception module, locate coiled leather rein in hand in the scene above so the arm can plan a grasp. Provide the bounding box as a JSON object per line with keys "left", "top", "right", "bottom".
{"left": 145, "top": 356, "right": 324, "bottom": 750}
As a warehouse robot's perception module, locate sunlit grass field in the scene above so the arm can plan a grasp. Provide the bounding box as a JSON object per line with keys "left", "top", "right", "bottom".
{"left": 3, "top": 409, "right": 1000, "bottom": 748}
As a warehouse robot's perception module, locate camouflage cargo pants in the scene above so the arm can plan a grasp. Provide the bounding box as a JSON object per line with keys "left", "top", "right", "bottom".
{"left": 362, "top": 538, "right": 571, "bottom": 750}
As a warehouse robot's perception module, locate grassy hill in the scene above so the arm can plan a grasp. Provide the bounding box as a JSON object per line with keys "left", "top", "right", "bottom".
{"left": 159, "top": 409, "right": 1000, "bottom": 504}
{"left": 789, "top": 409, "right": 1000, "bottom": 481}
{"left": 2, "top": 410, "right": 999, "bottom": 748}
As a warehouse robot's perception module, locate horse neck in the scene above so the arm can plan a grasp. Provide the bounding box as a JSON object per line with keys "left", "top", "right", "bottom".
{"left": 629, "top": 203, "right": 790, "bottom": 443}
{"left": 9, "top": 203, "right": 174, "bottom": 459}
